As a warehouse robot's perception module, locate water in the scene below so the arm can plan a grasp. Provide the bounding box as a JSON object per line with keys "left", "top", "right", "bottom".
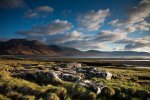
{"left": 99, "top": 60, "right": 150, "bottom": 61}
{"left": 134, "top": 67, "right": 150, "bottom": 69}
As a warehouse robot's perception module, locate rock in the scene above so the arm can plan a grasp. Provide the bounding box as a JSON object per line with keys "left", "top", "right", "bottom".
{"left": 60, "top": 73, "right": 81, "bottom": 82}
{"left": 60, "top": 62, "right": 81, "bottom": 68}
{"left": 105, "top": 72, "right": 112, "bottom": 80}
{"left": 49, "top": 71, "right": 61, "bottom": 80}
{"left": 76, "top": 80, "right": 105, "bottom": 95}
{"left": 75, "top": 67, "right": 112, "bottom": 80}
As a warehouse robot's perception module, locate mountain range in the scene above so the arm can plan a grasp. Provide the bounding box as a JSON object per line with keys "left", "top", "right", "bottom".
{"left": 0, "top": 39, "right": 150, "bottom": 57}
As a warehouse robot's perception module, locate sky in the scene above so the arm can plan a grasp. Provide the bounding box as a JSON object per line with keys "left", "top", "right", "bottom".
{"left": 0, "top": 0, "right": 150, "bottom": 52}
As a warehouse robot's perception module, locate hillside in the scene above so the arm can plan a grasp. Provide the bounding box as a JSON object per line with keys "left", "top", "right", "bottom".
{"left": 0, "top": 39, "right": 59, "bottom": 56}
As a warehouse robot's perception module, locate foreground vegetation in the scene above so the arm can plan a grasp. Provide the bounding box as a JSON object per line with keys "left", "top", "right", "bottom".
{"left": 0, "top": 58, "right": 149, "bottom": 100}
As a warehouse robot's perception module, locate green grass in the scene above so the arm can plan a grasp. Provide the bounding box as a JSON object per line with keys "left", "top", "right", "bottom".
{"left": 0, "top": 58, "right": 149, "bottom": 99}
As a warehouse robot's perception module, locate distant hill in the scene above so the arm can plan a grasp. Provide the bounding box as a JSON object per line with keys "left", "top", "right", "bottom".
{"left": 84, "top": 50, "right": 150, "bottom": 57}
{"left": 0, "top": 39, "right": 150, "bottom": 57}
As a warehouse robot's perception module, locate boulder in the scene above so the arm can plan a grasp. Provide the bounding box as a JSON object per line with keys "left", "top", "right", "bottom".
{"left": 75, "top": 67, "right": 112, "bottom": 80}
{"left": 60, "top": 73, "right": 81, "bottom": 82}
{"left": 49, "top": 71, "right": 61, "bottom": 80}
{"left": 76, "top": 80, "right": 105, "bottom": 95}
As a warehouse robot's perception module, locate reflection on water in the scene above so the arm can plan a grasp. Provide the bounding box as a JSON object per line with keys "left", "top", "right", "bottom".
{"left": 99, "top": 60, "right": 150, "bottom": 61}
{"left": 134, "top": 67, "right": 150, "bottom": 69}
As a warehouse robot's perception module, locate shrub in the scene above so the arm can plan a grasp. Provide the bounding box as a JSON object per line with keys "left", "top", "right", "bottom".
{"left": 101, "top": 87, "right": 115, "bottom": 97}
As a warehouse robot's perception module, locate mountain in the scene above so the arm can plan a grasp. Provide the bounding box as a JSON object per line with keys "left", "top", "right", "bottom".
{"left": 84, "top": 50, "right": 150, "bottom": 57}
{"left": 0, "top": 39, "right": 82, "bottom": 56}
{"left": 0, "top": 39, "right": 150, "bottom": 57}
{"left": 0, "top": 39, "right": 59, "bottom": 56}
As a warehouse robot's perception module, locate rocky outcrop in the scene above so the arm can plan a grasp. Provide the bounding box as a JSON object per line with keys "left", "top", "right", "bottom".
{"left": 76, "top": 80, "right": 105, "bottom": 95}
{"left": 75, "top": 67, "right": 112, "bottom": 80}
{"left": 59, "top": 62, "right": 82, "bottom": 68}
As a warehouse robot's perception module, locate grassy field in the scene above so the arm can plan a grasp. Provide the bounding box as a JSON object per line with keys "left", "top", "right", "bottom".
{"left": 0, "top": 58, "right": 149, "bottom": 100}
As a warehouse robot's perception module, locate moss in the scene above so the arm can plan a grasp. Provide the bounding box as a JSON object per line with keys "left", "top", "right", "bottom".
{"left": 73, "top": 85, "right": 87, "bottom": 93}
{"left": 0, "top": 94, "right": 10, "bottom": 100}
{"left": 46, "top": 87, "right": 67, "bottom": 99}
{"left": 63, "top": 82, "right": 75, "bottom": 94}
{"left": 64, "top": 96, "right": 72, "bottom": 100}
{"left": 101, "top": 87, "right": 115, "bottom": 97}
{"left": 24, "top": 95, "right": 35, "bottom": 100}
{"left": 46, "top": 93, "right": 60, "bottom": 100}
{"left": 134, "top": 90, "right": 149, "bottom": 99}
{"left": 0, "top": 70, "right": 11, "bottom": 80}
{"left": 87, "top": 92, "right": 97, "bottom": 99}
{"left": 117, "top": 92, "right": 126, "bottom": 99}
{"left": 6, "top": 91, "right": 23, "bottom": 100}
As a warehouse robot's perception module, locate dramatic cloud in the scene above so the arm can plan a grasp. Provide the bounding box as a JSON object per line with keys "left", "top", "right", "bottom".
{"left": 116, "top": 37, "right": 150, "bottom": 50}
{"left": 61, "top": 40, "right": 106, "bottom": 51}
{"left": 44, "top": 30, "right": 84, "bottom": 43}
{"left": 77, "top": 9, "right": 110, "bottom": 31}
{"left": 0, "top": 0, "right": 25, "bottom": 9}
{"left": 94, "top": 30, "right": 126, "bottom": 42}
{"left": 46, "top": 29, "right": 125, "bottom": 50}
{"left": 17, "top": 19, "right": 72, "bottom": 35}
{"left": 109, "top": 0, "right": 150, "bottom": 33}
{"left": 63, "top": 30, "right": 83, "bottom": 42}
{"left": 24, "top": 6, "right": 54, "bottom": 18}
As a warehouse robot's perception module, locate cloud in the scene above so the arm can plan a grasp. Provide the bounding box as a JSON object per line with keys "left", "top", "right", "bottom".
{"left": 19, "top": 28, "right": 127, "bottom": 51}
{"left": 46, "top": 29, "right": 125, "bottom": 50}
{"left": 109, "top": 0, "right": 150, "bottom": 33}
{"left": 94, "top": 30, "right": 126, "bottom": 42}
{"left": 17, "top": 19, "right": 72, "bottom": 35}
{"left": 35, "top": 6, "right": 54, "bottom": 13}
{"left": 43, "top": 30, "right": 84, "bottom": 44}
{"left": 64, "top": 30, "right": 83, "bottom": 41}
{"left": 116, "top": 37, "right": 150, "bottom": 50}
{"left": 61, "top": 40, "right": 106, "bottom": 51}
{"left": 24, "top": 6, "right": 54, "bottom": 18}
{"left": 77, "top": 9, "right": 110, "bottom": 31}
{"left": 0, "top": 0, "right": 25, "bottom": 9}
{"left": 22, "top": 28, "right": 111, "bottom": 51}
